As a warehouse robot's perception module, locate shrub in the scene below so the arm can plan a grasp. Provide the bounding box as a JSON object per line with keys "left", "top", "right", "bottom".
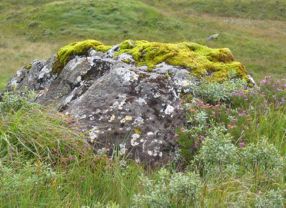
{"left": 193, "top": 126, "right": 239, "bottom": 177}
{"left": 255, "top": 190, "right": 284, "bottom": 208}
{"left": 0, "top": 161, "right": 57, "bottom": 205}
{"left": 241, "top": 138, "right": 285, "bottom": 178}
{"left": 192, "top": 79, "right": 247, "bottom": 104}
{"left": 132, "top": 169, "right": 202, "bottom": 208}
{"left": 178, "top": 107, "right": 210, "bottom": 162}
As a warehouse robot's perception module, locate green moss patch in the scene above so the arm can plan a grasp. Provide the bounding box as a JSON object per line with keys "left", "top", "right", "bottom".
{"left": 53, "top": 39, "right": 249, "bottom": 82}
{"left": 117, "top": 40, "right": 249, "bottom": 82}
{"left": 52, "top": 40, "right": 111, "bottom": 74}
{"left": 24, "top": 64, "right": 32, "bottom": 70}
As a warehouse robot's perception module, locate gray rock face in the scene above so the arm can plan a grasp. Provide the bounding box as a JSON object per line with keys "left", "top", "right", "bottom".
{"left": 7, "top": 49, "right": 198, "bottom": 166}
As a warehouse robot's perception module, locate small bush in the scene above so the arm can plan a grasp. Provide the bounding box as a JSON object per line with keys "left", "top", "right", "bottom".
{"left": 132, "top": 169, "right": 202, "bottom": 208}
{"left": 192, "top": 79, "right": 247, "bottom": 104}
{"left": 241, "top": 138, "right": 285, "bottom": 178}
{"left": 255, "top": 190, "right": 284, "bottom": 208}
{"left": 193, "top": 126, "right": 239, "bottom": 177}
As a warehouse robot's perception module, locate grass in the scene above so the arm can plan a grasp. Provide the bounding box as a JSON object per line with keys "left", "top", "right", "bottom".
{"left": 144, "top": 0, "right": 286, "bottom": 21}
{"left": 0, "top": 0, "right": 285, "bottom": 89}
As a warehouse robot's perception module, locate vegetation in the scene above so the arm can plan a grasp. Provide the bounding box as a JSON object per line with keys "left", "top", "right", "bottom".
{"left": 144, "top": 0, "right": 286, "bottom": 21}
{"left": 0, "top": 0, "right": 286, "bottom": 88}
{"left": 0, "top": 0, "right": 285, "bottom": 207}
{"left": 53, "top": 40, "right": 111, "bottom": 74}
{"left": 117, "top": 40, "right": 248, "bottom": 82}
{"left": 0, "top": 78, "right": 285, "bottom": 207}
{"left": 55, "top": 39, "right": 248, "bottom": 81}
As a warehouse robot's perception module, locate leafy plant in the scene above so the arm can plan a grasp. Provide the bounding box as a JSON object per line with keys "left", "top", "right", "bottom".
{"left": 132, "top": 169, "right": 202, "bottom": 208}
{"left": 192, "top": 79, "right": 247, "bottom": 104}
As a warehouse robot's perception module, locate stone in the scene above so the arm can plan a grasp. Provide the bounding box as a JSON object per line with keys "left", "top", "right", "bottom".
{"left": 6, "top": 39, "right": 254, "bottom": 166}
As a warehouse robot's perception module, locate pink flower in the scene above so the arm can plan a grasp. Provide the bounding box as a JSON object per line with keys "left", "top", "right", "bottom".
{"left": 239, "top": 141, "right": 245, "bottom": 148}
{"left": 260, "top": 79, "right": 267, "bottom": 84}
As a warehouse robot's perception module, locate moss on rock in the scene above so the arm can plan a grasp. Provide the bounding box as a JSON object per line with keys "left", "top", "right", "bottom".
{"left": 24, "top": 64, "right": 32, "bottom": 70}
{"left": 52, "top": 39, "right": 249, "bottom": 82}
{"left": 116, "top": 40, "right": 248, "bottom": 82}
{"left": 52, "top": 40, "right": 111, "bottom": 74}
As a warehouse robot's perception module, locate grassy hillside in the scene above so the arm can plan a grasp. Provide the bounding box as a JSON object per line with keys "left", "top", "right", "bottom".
{"left": 144, "top": 0, "right": 286, "bottom": 20}
{"left": 0, "top": 0, "right": 286, "bottom": 89}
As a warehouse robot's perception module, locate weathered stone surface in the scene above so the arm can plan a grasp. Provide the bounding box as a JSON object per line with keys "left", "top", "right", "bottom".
{"left": 7, "top": 40, "right": 253, "bottom": 165}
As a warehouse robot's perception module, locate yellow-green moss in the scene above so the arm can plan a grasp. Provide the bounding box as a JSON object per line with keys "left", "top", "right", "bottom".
{"left": 24, "top": 64, "right": 32, "bottom": 70}
{"left": 52, "top": 40, "right": 111, "bottom": 74}
{"left": 116, "top": 40, "right": 248, "bottom": 82}
{"left": 52, "top": 39, "right": 249, "bottom": 82}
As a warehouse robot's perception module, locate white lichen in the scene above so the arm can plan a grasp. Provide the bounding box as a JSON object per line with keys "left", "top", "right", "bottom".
{"left": 133, "top": 116, "right": 144, "bottom": 126}
{"left": 108, "top": 114, "right": 116, "bottom": 122}
{"left": 119, "top": 143, "right": 127, "bottom": 155}
{"left": 120, "top": 115, "right": 133, "bottom": 123}
{"left": 89, "top": 126, "right": 101, "bottom": 143}
{"left": 164, "top": 104, "right": 175, "bottom": 115}
{"left": 115, "top": 67, "right": 139, "bottom": 85}
{"left": 131, "top": 134, "right": 140, "bottom": 146}
{"left": 38, "top": 66, "right": 51, "bottom": 79}
{"left": 136, "top": 97, "right": 147, "bottom": 106}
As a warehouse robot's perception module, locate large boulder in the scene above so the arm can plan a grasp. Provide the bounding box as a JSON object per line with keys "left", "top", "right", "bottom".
{"left": 7, "top": 40, "right": 254, "bottom": 166}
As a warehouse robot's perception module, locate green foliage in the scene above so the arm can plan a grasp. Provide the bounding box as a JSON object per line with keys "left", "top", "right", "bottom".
{"left": 0, "top": 162, "right": 57, "bottom": 207}
{"left": 229, "top": 77, "right": 286, "bottom": 154}
{"left": 241, "top": 138, "right": 285, "bottom": 178}
{"left": 193, "top": 126, "right": 239, "bottom": 177}
{"left": 178, "top": 79, "right": 248, "bottom": 162}
{"left": 0, "top": 156, "right": 143, "bottom": 207}
{"left": 132, "top": 169, "right": 202, "bottom": 208}
{"left": 178, "top": 108, "right": 209, "bottom": 162}
{"left": 0, "top": 91, "right": 36, "bottom": 113}
{"left": 193, "top": 78, "right": 247, "bottom": 103}
{"left": 255, "top": 190, "right": 284, "bottom": 208}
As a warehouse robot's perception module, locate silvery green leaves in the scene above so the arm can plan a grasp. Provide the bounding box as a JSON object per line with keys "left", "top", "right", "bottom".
{"left": 192, "top": 79, "right": 248, "bottom": 104}
{"left": 132, "top": 169, "right": 202, "bottom": 208}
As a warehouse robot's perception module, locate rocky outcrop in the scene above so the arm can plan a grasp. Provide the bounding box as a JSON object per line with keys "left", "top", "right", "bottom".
{"left": 7, "top": 40, "right": 253, "bottom": 165}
